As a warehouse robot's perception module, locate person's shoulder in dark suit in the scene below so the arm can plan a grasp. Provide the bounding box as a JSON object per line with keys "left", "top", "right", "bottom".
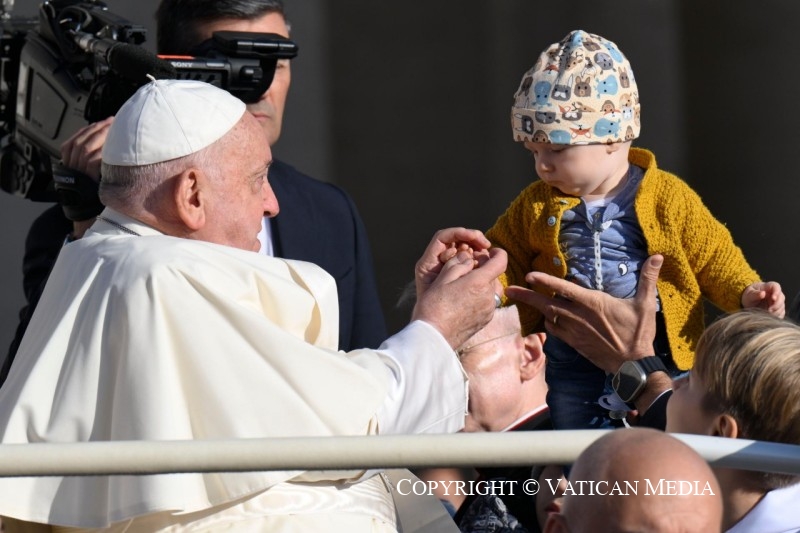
{"left": 268, "top": 159, "right": 387, "bottom": 350}
{"left": 19, "top": 205, "right": 73, "bottom": 301}
{"left": 3, "top": 204, "right": 72, "bottom": 384}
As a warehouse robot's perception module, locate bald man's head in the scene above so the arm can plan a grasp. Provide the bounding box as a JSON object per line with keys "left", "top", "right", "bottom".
{"left": 545, "top": 428, "right": 722, "bottom": 532}
{"left": 457, "top": 306, "right": 547, "bottom": 432}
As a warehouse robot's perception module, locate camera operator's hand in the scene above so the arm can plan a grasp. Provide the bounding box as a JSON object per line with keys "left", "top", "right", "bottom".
{"left": 60, "top": 117, "right": 114, "bottom": 182}
{"left": 60, "top": 117, "right": 113, "bottom": 238}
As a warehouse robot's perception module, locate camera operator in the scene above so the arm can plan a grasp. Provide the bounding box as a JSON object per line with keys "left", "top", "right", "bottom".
{"left": 3, "top": 0, "right": 386, "bottom": 383}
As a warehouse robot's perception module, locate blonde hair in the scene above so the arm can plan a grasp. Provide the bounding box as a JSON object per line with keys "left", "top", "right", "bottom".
{"left": 694, "top": 309, "right": 800, "bottom": 489}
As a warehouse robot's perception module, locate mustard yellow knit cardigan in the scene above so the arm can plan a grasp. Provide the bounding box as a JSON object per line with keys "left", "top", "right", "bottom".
{"left": 487, "top": 147, "right": 759, "bottom": 370}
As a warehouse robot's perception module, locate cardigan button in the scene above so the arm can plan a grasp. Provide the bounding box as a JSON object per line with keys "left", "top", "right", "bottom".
{"left": 547, "top": 216, "right": 557, "bottom": 227}
{"left": 553, "top": 257, "right": 562, "bottom": 266}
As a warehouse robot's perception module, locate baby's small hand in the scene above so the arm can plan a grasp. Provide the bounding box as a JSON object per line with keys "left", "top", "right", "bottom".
{"left": 437, "top": 242, "right": 490, "bottom": 268}
{"left": 741, "top": 281, "right": 786, "bottom": 318}
{"left": 438, "top": 242, "right": 470, "bottom": 264}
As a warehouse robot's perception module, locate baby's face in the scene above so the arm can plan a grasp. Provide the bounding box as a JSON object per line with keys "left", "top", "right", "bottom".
{"left": 523, "top": 141, "right": 630, "bottom": 198}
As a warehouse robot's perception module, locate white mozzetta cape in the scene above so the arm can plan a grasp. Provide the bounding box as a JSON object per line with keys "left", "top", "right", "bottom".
{"left": 0, "top": 209, "right": 467, "bottom": 528}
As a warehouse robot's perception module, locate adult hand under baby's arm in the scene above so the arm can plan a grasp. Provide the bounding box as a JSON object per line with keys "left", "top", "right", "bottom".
{"left": 741, "top": 281, "right": 785, "bottom": 318}
{"left": 506, "top": 255, "right": 664, "bottom": 373}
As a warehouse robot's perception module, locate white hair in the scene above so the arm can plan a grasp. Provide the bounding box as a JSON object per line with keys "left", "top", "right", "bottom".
{"left": 99, "top": 132, "right": 227, "bottom": 210}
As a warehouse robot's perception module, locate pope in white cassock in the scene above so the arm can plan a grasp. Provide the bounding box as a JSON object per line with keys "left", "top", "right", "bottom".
{"left": 0, "top": 80, "right": 506, "bottom": 531}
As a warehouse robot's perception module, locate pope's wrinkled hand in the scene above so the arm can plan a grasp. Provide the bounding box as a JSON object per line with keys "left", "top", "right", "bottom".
{"left": 413, "top": 228, "right": 506, "bottom": 349}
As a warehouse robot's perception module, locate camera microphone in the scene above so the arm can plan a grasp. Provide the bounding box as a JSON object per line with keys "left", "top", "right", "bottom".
{"left": 72, "top": 31, "right": 177, "bottom": 82}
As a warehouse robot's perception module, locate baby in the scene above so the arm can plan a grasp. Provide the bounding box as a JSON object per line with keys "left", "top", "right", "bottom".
{"left": 487, "top": 30, "right": 784, "bottom": 430}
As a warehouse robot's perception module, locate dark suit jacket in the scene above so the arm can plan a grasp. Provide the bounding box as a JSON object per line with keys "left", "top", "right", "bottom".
{"left": 2, "top": 159, "right": 386, "bottom": 385}
{"left": 2, "top": 205, "right": 72, "bottom": 382}
{"left": 267, "top": 159, "right": 386, "bottom": 350}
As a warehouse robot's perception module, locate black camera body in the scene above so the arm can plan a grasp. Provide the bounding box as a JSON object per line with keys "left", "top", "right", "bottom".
{"left": 0, "top": 0, "right": 297, "bottom": 220}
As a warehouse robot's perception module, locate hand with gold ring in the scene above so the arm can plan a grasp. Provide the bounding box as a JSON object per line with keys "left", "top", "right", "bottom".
{"left": 505, "top": 255, "right": 664, "bottom": 373}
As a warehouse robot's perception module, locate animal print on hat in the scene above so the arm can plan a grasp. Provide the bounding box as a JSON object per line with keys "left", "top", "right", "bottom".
{"left": 511, "top": 30, "right": 640, "bottom": 145}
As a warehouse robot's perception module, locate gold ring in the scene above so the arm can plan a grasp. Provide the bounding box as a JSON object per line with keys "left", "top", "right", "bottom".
{"left": 553, "top": 314, "right": 559, "bottom": 326}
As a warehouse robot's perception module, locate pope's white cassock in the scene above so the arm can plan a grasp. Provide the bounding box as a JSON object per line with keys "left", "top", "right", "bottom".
{"left": 0, "top": 208, "right": 468, "bottom": 531}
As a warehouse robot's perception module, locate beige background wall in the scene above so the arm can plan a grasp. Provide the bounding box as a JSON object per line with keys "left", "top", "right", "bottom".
{"left": 2, "top": 1, "right": 797, "bottom": 351}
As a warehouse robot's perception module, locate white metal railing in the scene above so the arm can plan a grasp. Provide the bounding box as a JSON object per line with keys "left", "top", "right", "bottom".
{"left": 0, "top": 431, "right": 797, "bottom": 477}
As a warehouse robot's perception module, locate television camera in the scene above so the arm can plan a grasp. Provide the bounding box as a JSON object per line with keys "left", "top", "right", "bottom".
{"left": 0, "top": 0, "right": 297, "bottom": 220}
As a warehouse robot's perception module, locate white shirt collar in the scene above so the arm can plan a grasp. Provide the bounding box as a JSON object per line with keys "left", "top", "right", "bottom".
{"left": 501, "top": 403, "right": 549, "bottom": 432}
